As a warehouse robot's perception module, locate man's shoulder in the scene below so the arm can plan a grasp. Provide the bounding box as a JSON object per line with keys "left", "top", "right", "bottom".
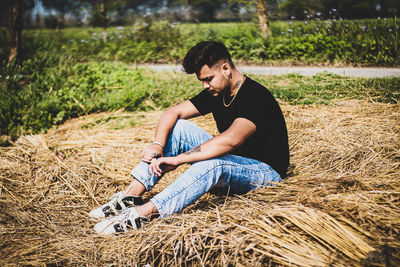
{"left": 243, "top": 77, "right": 273, "bottom": 98}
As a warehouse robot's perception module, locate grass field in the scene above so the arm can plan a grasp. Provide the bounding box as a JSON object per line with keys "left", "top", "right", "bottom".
{"left": 1, "top": 64, "right": 399, "bottom": 140}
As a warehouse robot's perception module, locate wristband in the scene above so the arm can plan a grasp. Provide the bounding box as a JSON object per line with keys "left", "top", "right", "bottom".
{"left": 151, "top": 141, "right": 164, "bottom": 149}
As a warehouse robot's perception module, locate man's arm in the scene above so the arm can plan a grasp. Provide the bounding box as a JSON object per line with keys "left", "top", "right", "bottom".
{"left": 141, "top": 100, "right": 201, "bottom": 163}
{"left": 150, "top": 118, "right": 256, "bottom": 176}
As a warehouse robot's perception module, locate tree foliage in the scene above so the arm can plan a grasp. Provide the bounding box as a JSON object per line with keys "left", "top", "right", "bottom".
{"left": 279, "top": 0, "right": 400, "bottom": 19}
{"left": 41, "top": 0, "right": 82, "bottom": 29}
{"left": 167, "top": 0, "right": 226, "bottom": 22}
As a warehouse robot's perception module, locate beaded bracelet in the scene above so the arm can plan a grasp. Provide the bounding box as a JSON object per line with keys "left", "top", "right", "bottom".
{"left": 151, "top": 141, "right": 164, "bottom": 149}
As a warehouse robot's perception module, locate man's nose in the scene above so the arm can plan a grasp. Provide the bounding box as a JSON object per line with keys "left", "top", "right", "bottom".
{"left": 203, "top": 81, "right": 210, "bottom": 89}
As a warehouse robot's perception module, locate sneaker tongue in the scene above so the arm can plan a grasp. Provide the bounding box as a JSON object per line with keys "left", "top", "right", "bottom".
{"left": 122, "top": 196, "right": 144, "bottom": 205}
{"left": 119, "top": 207, "right": 140, "bottom": 229}
{"left": 129, "top": 208, "right": 141, "bottom": 222}
{"left": 110, "top": 191, "right": 123, "bottom": 200}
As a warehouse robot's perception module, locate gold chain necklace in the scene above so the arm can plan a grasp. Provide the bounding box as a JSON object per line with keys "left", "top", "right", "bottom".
{"left": 223, "top": 76, "right": 245, "bottom": 107}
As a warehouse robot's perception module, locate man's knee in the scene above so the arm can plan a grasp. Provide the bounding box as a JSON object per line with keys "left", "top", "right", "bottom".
{"left": 174, "top": 119, "right": 194, "bottom": 131}
{"left": 170, "top": 119, "right": 198, "bottom": 138}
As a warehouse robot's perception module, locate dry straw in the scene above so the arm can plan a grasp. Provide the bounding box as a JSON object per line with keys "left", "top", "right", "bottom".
{"left": 0, "top": 100, "right": 399, "bottom": 266}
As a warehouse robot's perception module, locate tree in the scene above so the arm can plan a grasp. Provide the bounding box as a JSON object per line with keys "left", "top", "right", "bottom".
{"left": 229, "top": 0, "right": 272, "bottom": 38}
{"left": 278, "top": 0, "right": 324, "bottom": 20}
{"left": 1, "top": 0, "right": 34, "bottom": 64}
{"left": 279, "top": 0, "right": 400, "bottom": 19}
{"left": 378, "top": 0, "right": 400, "bottom": 17}
{"left": 189, "top": 0, "right": 225, "bottom": 22}
{"left": 8, "top": 0, "right": 23, "bottom": 64}
{"left": 41, "top": 0, "right": 82, "bottom": 31}
{"left": 82, "top": 0, "right": 155, "bottom": 42}
{"left": 256, "top": 0, "right": 270, "bottom": 37}
{"left": 167, "top": 0, "right": 225, "bottom": 22}
{"left": 321, "top": 0, "right": 379, "bottom": 19}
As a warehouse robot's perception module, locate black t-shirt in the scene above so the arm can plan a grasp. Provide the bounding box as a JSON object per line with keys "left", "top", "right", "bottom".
{"left": 189, "top": 76, "right": 289, "bottom": 177}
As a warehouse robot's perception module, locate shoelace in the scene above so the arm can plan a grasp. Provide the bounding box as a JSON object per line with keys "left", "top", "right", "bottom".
{"left": 115, "top": 208, "right": 139, "bottom": 232}
{"left": 107, "top": 192, "right": 127, "bottom": 215}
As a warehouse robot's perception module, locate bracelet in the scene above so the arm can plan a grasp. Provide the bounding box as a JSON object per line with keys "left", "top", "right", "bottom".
{"left": 151, "top": 141, "right": 164, "bottom": 149}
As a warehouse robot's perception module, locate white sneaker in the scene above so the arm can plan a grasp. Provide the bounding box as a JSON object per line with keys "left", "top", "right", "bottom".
{"left": 89, "top": 192, "right": 143, "bottom": 221}
{"left": 93, "top": 207, "right": 145, "bottom": 234}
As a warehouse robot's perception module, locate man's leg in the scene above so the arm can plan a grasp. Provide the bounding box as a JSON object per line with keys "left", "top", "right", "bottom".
{"left": 90, "top": 120, "right": 212, "bottom": 220}
{"left": 149, "top": 154, "right": 282, "bottom": 217}
{"left": 93, "top": 136, "right": 282, "bottom": 234}
{"left": 123, "top": 179, "right": 146, "bottom": 197}
{"left": 93, "top": 154, "right": 281, "bottom": 234}
{"left": 129, "top": 119, "right": 212, "bottom": 193}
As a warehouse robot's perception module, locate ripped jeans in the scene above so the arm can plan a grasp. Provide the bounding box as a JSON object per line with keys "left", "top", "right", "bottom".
{"left": 130, "top": 119, "right": 281, "bottom": 217}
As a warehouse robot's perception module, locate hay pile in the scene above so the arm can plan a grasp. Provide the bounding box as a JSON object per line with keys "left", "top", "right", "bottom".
{"left": 1, "top": 100, "right": 399, "bottom": 266}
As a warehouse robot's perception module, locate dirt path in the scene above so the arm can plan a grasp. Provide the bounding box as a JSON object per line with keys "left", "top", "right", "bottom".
{"left": 135, "top": 64, "right": 400, "bottom": 78}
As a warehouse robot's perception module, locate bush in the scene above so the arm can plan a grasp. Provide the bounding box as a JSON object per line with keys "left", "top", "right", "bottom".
{"left": 54, "top": 21, "right": 182, "bottom": 63}
{"left": 20, "top": 19, "right": 399, "bottom": 65}
{"left": 267, "top": 18, "right": 399, "bottom": 65}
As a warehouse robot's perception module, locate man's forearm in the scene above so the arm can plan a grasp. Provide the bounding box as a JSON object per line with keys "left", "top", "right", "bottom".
{"left": 153, "top": 109, "right": 180, "bottom": 146}
{"left": 141, "top": 108, "right": 182, "bottom": 163}
{"left": 149, "top": 134, "right": 238, "bottom": 177}
{"left": 175, "top": 133, "right": 238, "bottom": 165}
{"left": 174, "top": 117, "right": 257, "bottom": 165}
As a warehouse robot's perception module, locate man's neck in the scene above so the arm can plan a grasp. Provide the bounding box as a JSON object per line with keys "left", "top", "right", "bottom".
{"left": 228, "top": 70, "right": 244, "bottom": 96}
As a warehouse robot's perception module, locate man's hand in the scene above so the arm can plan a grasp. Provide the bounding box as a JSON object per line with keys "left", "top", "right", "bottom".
{"left": 141, "top": 143, "right": 163, "bottom": 163}
{"left": 149, "top": 156, "right": 181, "bottom": 177}
{"left": 141, "top": 101, "right": 201, "bottom": 165}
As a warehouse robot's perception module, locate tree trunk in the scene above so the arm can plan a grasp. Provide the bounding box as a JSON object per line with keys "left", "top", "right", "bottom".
{"left": 101, "top": 0, "right": 107, "bottom": 42}
{"left": 56, "top": 14, "right": 61, "bottom": 32}
{"left": 256, "top": 0, "right": 271, "bottom": 38}
{"left": 8, "top": 0, "right": 23, "bottom": 65}
{"left": 55, "top": 9, "right": 65, "bottom": 33}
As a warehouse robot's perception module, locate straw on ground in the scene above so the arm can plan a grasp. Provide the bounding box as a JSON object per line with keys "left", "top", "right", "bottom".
{"left": 0, "top": 99, "right": 399, "bottom": 266}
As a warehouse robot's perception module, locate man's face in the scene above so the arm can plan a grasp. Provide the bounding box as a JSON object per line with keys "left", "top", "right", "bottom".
{"left": 196, "top": 62, "right": 231, "bottom": 97}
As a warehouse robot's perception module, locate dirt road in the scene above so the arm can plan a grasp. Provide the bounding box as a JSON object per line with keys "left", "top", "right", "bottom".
{"left": 136, "top": 64, "right": 400, "bottom": 78}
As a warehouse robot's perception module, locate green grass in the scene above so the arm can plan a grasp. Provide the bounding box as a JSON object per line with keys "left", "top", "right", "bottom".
{"left": 138, "top": 69, "right": 400, "bottom": 106}
{"left": 1, "top": 58, "right": 399, "bottom": 142}
{"left": 254, "top": 72, "right": 400, "bottom": 104}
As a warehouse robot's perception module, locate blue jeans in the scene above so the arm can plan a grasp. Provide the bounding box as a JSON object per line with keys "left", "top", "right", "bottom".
{"left": 130, "top": 119, "right": 281, "bottom": 217}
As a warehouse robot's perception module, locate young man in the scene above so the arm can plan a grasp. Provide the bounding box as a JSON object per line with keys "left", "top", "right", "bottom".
{"left": 90, "top": 41, "right": 289, "bottom": 234}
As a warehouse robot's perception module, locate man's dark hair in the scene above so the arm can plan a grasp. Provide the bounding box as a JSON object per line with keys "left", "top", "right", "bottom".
{"left": 182, "top": 41, "right": 234, "bottom": 74}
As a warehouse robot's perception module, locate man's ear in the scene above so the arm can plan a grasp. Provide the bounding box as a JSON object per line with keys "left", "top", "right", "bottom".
{"left": 221, "top": 62, "right": 232, "bottom": 79}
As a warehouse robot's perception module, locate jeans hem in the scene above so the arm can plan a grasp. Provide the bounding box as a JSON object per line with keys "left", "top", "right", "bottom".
{"left": 130, "top": 169, "right": 152, "bottom": 191}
